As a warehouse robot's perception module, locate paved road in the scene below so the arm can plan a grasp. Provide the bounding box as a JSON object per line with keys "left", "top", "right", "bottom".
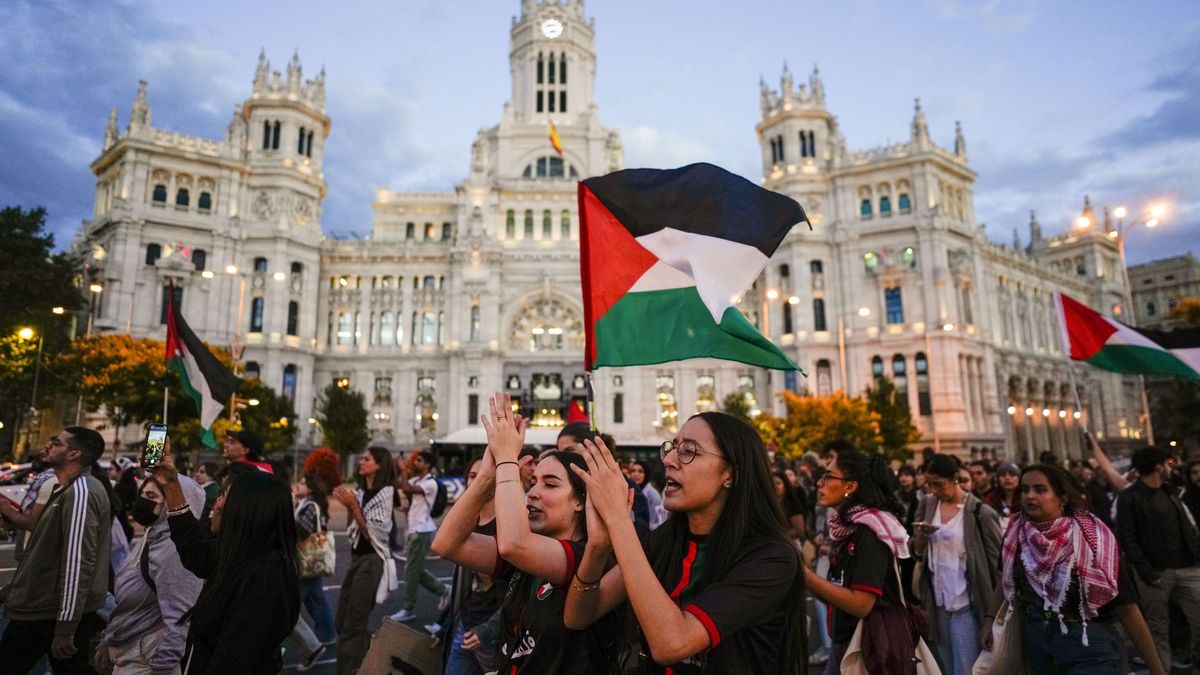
{"left": 0, "top": 505, "right": 455, "bottom": 675}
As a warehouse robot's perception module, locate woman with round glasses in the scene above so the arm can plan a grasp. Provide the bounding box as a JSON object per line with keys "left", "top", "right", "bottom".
{"left": 564, "top": 411, "right": 805, "bottom": 673}
{"left": 803, "top": 447, "right": 912, "bottom": 674}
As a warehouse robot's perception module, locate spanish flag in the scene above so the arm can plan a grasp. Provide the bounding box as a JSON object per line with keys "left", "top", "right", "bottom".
{"left": 549, "top": 121, "right": 563, "bottom": 156}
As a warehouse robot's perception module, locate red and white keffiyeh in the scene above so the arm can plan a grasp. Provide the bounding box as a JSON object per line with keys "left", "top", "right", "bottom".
{"left": 828, "top": 505, "right": 911, "bottom": 560}
{"left": 1001, "top": 510, "right": 1119, "bottom": 644}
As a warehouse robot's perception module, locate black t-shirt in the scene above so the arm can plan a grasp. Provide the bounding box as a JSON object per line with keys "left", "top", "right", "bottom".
{"left": 826, "top": 526, "right": 902, "bottom": 644}
{"left": 458, "top": 518, "right": 502, "bottom": 627}
{"left": 352, "top": 486, "right": 383, "bottom": 556}
{"left": 497, "top": 539, "right": 608, "bottom": 675}
{"left": 1012, "top": 545, "right": 1138, "bottom": 623}
{"left": 640, "top": 529, "right": 799, "bottom": 674}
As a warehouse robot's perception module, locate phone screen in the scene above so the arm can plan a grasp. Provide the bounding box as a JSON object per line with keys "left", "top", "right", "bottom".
{"left": 143, "top": 424, "right": 168, "bottom": 468}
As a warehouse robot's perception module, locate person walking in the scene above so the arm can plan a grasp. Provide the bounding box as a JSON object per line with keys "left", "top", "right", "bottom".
{"left": 980, "top": 464, "right": 1164, "bottom": 675}
{"left": 911, "top": 455, "right": 1002, "bottom": 675}
{"left": 389, "top": 450, "right": 450, "bottom": 623}
{"left": 564, "top": 411, "right": 805, "bottom": 674}
{"left": 221, "top": 429, "right": 273, "bottom": 474}
{"left": 1116, "top": 446, "right": 1200, "bottom": 671}
{"left": 294, "top": 472, "right": 336, "bottom": 643}
{"left": 332, "top": 446, "right": 397, "bottom": 675}
{"left": 802, "top": 448, "right": 913, "bottom": 674}
{"left": 94, "top": 476, "right": 205, "bottom": 674}
{"left": 0, "top": 427, "right": 112, "bottom": 674}
{"left": 153, "top": 448, "right": 300, "bottom": 675}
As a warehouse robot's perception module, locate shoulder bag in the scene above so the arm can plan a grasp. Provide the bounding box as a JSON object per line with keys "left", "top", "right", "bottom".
{"left": 297, "top": 501, "right": 336, "bottom": 579}
{"left": 840, "top": 559, "right": 942, "bottom": 675}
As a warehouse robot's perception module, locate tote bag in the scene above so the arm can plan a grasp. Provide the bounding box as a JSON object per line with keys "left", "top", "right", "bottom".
{"left": 840, "top": 560, "right": 941, "bottom": 675}
{"left": 971, "top": 601, "right": 1026, "bottom": 675}
{"left": 296, "top": 502, "right": 336, "bottom": 579}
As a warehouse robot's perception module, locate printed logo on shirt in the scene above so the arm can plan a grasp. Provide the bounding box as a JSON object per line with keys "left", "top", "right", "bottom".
{"left": 536, "top": 581, "right": 553, "bottom": 601}
{"left": 511, "top": 632, "right": 537, "bottom": 659}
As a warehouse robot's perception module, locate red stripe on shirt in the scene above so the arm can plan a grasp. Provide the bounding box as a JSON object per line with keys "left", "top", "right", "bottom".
{"left": 684, "top": 604, "right": 722, "bottom": 648}
{"left": 558, "top": 539, "right": 579, "bottom": 588}
{"left": 669, "top": 541, "right": 699, "bottom": 601}
{"left": 850, "top": 583, "right": 883, "bottom": 597}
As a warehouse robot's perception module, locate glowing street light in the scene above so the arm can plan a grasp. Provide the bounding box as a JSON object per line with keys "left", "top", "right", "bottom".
{"left": 858, "top": 307, "right": 871, "bottom": 317}
{"left": 201, "top": 270, "right": 215, "bottom": 279}
{"left": 1024, "top": 407, "right": 1035, "bottom": 417}
{"left": 1150, "top": 204, "right": 1166, "bottom": 218}
{"left": 766, "top": 289, "right": 780, "bottom": 300}
{"left": 1006, "top": 405, "right": 1017, "bottom": 415}
{"left": 17, "top": 327, "right": 34, "bottom": 340}
{"left": 1113, "top": 206, "right": 1128, "bottom": 219}
{"left": 88, "top": 283, "right": 104, "bottom": 294}
{"left": 1145, "top": 218, "right": 1159, "bottom": 228}
{"left": 51, "top": 307, "right": 64, "bottom": 315}
{"left": 247, "top": 398, "right": 260, "bottom": 407}
{"left": 787, "top": 295, "right": 800, "bottom": 305}
{"left": 225, "top": 265, "right": 239, "bottom": 275}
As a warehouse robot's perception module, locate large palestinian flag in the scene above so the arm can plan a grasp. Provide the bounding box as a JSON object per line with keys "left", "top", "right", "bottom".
{"left": 166, "top": 292, "right": 241, "bottom": 447}
{"left": 1055, "top": 292, "right": 1200, "bottom": 381}
{"left": 579, "top": 163, "right": 806, "bottom": 371}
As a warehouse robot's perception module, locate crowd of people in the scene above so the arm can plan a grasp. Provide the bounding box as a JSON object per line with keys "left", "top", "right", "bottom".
{"left": 0, "top": 395, "right": 1198, "bottom": 674}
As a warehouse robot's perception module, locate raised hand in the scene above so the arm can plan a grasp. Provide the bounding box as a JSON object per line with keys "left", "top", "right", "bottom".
{"left": 480, "top": 392, "right": 527, "bottom": 463}
{"left": 572, "top": 436, "right": 635, "bottom": 525}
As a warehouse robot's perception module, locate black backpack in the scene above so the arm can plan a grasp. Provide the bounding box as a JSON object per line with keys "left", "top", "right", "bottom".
{"left": 428, "top": 479, "right": 448, "bottom": 519}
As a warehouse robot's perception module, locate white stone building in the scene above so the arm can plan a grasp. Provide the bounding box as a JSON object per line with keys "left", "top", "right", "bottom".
{"left": 78, "top": 0, "right": 1141, "bottom": 461}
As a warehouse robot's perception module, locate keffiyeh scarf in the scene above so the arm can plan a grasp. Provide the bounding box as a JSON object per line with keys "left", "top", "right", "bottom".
{"left": 828, "top": 505, "right": 911, "bottom": 560}
{"left": 1001, "top": 511, "right": 1119, "bottom": 645}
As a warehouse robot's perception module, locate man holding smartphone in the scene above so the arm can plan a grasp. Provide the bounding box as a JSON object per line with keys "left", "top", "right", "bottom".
{"left": 0, "top": 427, "right": 112, "bottom": 673}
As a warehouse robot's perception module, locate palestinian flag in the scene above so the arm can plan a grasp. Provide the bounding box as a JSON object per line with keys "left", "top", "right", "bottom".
{"left": 1055, "top": 292, "right": 1200, "bottom": 381}
{"left": 165, "top": 291, "right": 241, "bottom": 447}
{"left": 579, "top": 163, "right": 806, "bottom": 371}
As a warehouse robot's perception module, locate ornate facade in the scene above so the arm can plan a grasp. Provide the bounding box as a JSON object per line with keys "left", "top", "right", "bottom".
{"left": 77, "top": 0, "right": 1141, "bottom": 461}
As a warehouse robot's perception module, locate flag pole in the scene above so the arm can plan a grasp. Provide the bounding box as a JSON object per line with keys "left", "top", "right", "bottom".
{"left": 1065, "top": 359, "right": 1087, "bottom": 434}
{"left": 586, "top": 371, "right": 597, "bottom": 434}
{"left": 163, "top": 387, "right": 169, "bottom": 425}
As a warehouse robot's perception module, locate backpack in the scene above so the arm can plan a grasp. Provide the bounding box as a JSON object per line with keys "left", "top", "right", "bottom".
{"left": 429, "top": 479, "right": 448, "bottom": 519}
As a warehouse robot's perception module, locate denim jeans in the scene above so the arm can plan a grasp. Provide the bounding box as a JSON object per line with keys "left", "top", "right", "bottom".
{"left": 299, "top": 576, "right": 336, "bottom": 643}
{"left": 445, "top": 619, "right": 500, "bottom": 675}
{"left": 934, "top": 606, "right": 980, "bottom": 675}
{"left": 1021, "top": 609, "right": 1123, "bottom": 675}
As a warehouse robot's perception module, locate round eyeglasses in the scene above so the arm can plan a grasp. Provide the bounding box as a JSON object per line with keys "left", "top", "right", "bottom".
{"left": 660, "top": 439, "right": 726, "bottom": 465}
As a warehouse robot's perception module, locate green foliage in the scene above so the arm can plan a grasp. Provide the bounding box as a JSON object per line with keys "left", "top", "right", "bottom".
{"left": 318, "top": 383, "right": 368, "bottom": 456}
{"left": 1168, "top": 298, "right": 1200, "bottom": 329}
{"left": 755, "top": 391, "right": 882, "bottom": 460}
{"left": 865, "top": 377, "right": 923, "bottom": 460}
{"left": 236, "top": 378, "right": 297, "bottom": 453}
{"left": 1149, "top": 379, "right": 1200, "bottom": 456}
{"left": 721, "top": 391, "right": 754, "bottom": 422}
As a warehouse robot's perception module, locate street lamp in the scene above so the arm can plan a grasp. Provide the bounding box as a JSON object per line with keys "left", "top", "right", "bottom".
{"left": 86, "top": 284, "right": 103, "bottom": 336}
{"left": 12, "top": 328, "right": 44, "bottom": 456}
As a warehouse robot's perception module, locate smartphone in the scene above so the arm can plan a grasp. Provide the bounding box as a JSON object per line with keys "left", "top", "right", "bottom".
{"left": 143, "top": 424, "right": 168, "bottom": 468}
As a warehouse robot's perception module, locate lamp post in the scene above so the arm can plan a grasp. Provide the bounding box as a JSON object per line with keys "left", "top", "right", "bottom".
{"left": 1076, "top": 203, "right": 1166, "bottom": 445}
{"left": 13, "top": 327, "right": 43, "bottom": 456}
{"left": 86, "top": 283, "right": 103, "bottom": 336}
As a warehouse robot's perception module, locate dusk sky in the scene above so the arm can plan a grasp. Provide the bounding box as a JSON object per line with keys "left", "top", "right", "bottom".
{"left": 2, "top": 1, "right": 1197, "bottom": 265}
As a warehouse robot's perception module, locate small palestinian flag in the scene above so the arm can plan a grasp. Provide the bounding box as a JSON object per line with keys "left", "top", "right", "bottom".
{"left": 1055, "top": 292, "right": 1200, "bottom": 381}
{"left": 166, "top": 290, "right": 241, "bottom": 447}
{"left": 549, "top": 121, "right": 563, "bottom": 156}
{"left": 579, "top": 163, "right": 806, "bottom": 371}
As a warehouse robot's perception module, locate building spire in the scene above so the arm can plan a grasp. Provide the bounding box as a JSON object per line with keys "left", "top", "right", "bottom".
{"left": 104, "top": 106, "right": 119, "bottom": 151}
{"left": 1012, "top": 227, "right": 1022, "bottom": 251}
{"left": 810, "top": 63, "right": 824, "bottom": 105}
{"left": 254, "top": 49, "right": 269, "bottom": 89}
{"left": 1029, "top": 209, "right": 1042, "bottom": 245}
{"left": 781, "top": 61, "right": 793, "bottom": 102}
{"left": 911, "top": 97, "right": 929, "bottom": 145}
{"left": 1081, "top": 194, "right": 1096, "bottom": 228}
{"left": 128, "top": 80, "right": 151, "bottom": 131}
{"left": 1103, "top": 205, "right": 1114, "bottom": 233}
{"left": 954, "top": 120, "right": 967, "bottom": 160}
{"left": 286, "top": 50, "right": 302, "bottom": 91}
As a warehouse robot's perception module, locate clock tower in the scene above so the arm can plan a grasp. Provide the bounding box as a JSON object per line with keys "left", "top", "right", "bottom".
{"left": 509, "top": 0, "right": 595, "bottom": 123}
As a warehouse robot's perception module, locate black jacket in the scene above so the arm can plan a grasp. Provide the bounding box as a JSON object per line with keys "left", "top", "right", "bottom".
{"left": 168, "top": 512, "right": 299, "bottom": 674}
{"left": 1116, "top": 480, "right": 1200, "bottom": 584}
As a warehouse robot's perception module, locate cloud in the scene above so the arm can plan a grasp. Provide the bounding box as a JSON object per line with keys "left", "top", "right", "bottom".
{"left": 621, "top": 125, "right": 720, "bottom": 171}
{"left": 1099, "top": 42, "right": 1200, "bottom": 149}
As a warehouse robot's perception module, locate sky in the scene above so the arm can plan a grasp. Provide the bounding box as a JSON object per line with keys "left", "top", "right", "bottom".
{"left": 2, "top": 0, "right": 1198, "bottom": 265}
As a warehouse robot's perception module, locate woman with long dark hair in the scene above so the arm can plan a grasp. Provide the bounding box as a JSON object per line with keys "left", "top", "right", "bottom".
{"left": 434, "top": 393, "right": 615, "bottom": 674}
{"left": 331, "top": 446, "right": 397, "bottom": 675}
{"left": 294, "top": 472, "right": 335, "bottom": 643}
{"left": 911, "top": 454, "right": 1001, "bottom": 675}
{"left": 564, "top": 411, "right": 804, "bottom": 674}
{"left": 630, "top": 459, "right": 667, "bottom": 530}
{"left": 803, "top": 448, "right": 911, "bottom": 674}
{"left": 154, "top": 458, "right": 300, "bottom": 674}
{"left": 979, "top": 464, "right": 1165, "bottom": 675}
{"left": 983, "top": 462, "right": 1021, "bottom": 527}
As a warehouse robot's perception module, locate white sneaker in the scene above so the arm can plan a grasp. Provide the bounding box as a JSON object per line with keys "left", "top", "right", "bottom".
{"left": 808, "top": 646, "right": 829, "bottom": 666}
{"left": 388, "top": 608, "right": 417, "bottom": 623}
{"left": 437, "top": 589, "right": 452, "bottom": 612}
{"left": 424, "top": 622, "right": 441, "bottom": 636}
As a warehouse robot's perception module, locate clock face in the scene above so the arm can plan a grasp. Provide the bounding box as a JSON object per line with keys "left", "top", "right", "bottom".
{"left": 541, "top": 19, "right": 563, "bottom": 38}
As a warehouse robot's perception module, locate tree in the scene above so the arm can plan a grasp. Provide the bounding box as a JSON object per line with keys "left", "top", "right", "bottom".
{"left": 52, "top": 334, "right": 167, "bottom": 436}
{"left": 1167, "top": 298, "right": 1200, "bottom": 329}
{"left": 754, "top": 391, "right": 882, "bottom": 461}
{"left": 721, "top": 391, "right": 754, "bottom": 422}
{"left": 236, "top": 378, "right": 297, "bottom": 454}
{"left": 318, "top": 383, "right": 368, "bottom": 457}
{"left": 865, "top": 377, "right": 923, "bottom": 460}
{"left": 0, "top": 334, "right": 40, "bottom": 456}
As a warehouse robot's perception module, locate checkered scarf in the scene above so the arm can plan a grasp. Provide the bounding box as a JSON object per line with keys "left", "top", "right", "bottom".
{"left": 828, "top": 505, "right": 911, "bottom": 559}
{"left": 1001, "top": 511, "right": 1119, "bottom": 644}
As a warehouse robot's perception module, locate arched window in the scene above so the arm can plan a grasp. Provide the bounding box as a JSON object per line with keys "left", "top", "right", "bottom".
{"left": 424, "top": 222, "right": 435, "bottom": 240}
{"left": 192, "top": 249, "right": 207, "bottom": 271}
{"left": 893, "top": 354, "right": 909, "bottom": 403}
{"left": 337, "top": 312, "right": 353, "bottom": 345}
{"left": 175, "top": 188, "right": 189, "bottom": 208}
{"left": 782, "top": 300, "right": 794, "bottom": 334}
{"left": 249, "top": 297, "right": 264, "bottom": 333}
{"left": 536, "top": 90, "right": 543, "bottom": 113}
{"left": 271, "top": 121, "right": 281, "bottom": 150}
{"left": 506, "top": 210, "right": 515, "bottom": 238}
{"left": 1146, "top": 302, "right": 1157, "bottom": 317}
{"left": 423, "top": 275, "right": 436, "bottom": 289}
{"left": 287, "top": 301, "right": 299, "bottom": 336}
{"left": 380, "top": 311, "right": 396, "bottom": 346}
{"left": 282, "top": 364, "right": 297, "bottom": 402}
{"left": 406, "top": 222, "right": 415, "bottom": 240}
{"left": 410, "top": 312, "right": 418, "bottom": 345}
{"left": 152, "top": 184, "right": 167, "bottom": 203}
{"left": 421, "top": 311, "right": 437, "bottom": 344}
{"left": 799, "top": 131, "right": 808, "bottom": 158}
{"left": 810, "top": 260, "right": 823, "bottom": 275}
{"left": 542, "top": 210, "right": 552, "bottom": 239}
{"left": 860, "top": 199, "right": 873, "bottom": 219}
{"left": 306, "top": 130, "right": 314, "bottom": 158}
{"left": 885, "top": 287, "right": 904, "bottom": 324}
{"left": 253, "top": 257, "right": 268, "bottom": 273}
{"left": 879, "top": 196, "right": 892, "bottom": 216}
{"left": 524, "top": 210, "right": 534, "bottom": 238}
{"left": 560, "top": 91, "right": 567, "bottom": 113}
{"left": 816, "top": 359, "right": 833, "bottom": 396}
{"left": 537, "top": 54, "right": 544, "bottom": 84}
{"left": 915, "top": 352, "right": 931, "bottom": 415}
{"left": 871, "top": 356, "right": 884, "bottom": 380}
{"left": 262, "top": 121, "right": 271, "bottom": 149}
{"left": 548, "top": 53, "right": 556, "bottom": 84}
{"left": 442, "top": 222, "right": 452, "bottom": 241}
{"left": 470, "top": 304, "right": 480, "bottom": 341}
{"left": 898, "top": 193, "right": 911, "bottom": 213}
{"left": 298, "top": 126, "right": 307, "bottom": 154}
{"left": 813, "top": 298, "right": 827, "bottom": 332}
{"left": 561, "top": 210, "right": 570, "bottom": 239}
{"left": 291, "top": 261, "right": 303, "bottom": 275}
{"left": 145, "top": 243, "right": 161, "bottom": 266}
{"left": 245, "top": 361, "right": 260, "bottom": 380}
{"left": 197, "top": 191, "right": 212, "bottom": 211}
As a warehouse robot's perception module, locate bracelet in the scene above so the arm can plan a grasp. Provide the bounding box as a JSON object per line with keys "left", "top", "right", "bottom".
{"left": 571, "top": 572, "right": 602, "bottom": 592}
{"left": 167, "top": 504, "right": 190, "bottom": 517}
{"left": 496, "top": 461, "right": 519, "bottom": 469}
